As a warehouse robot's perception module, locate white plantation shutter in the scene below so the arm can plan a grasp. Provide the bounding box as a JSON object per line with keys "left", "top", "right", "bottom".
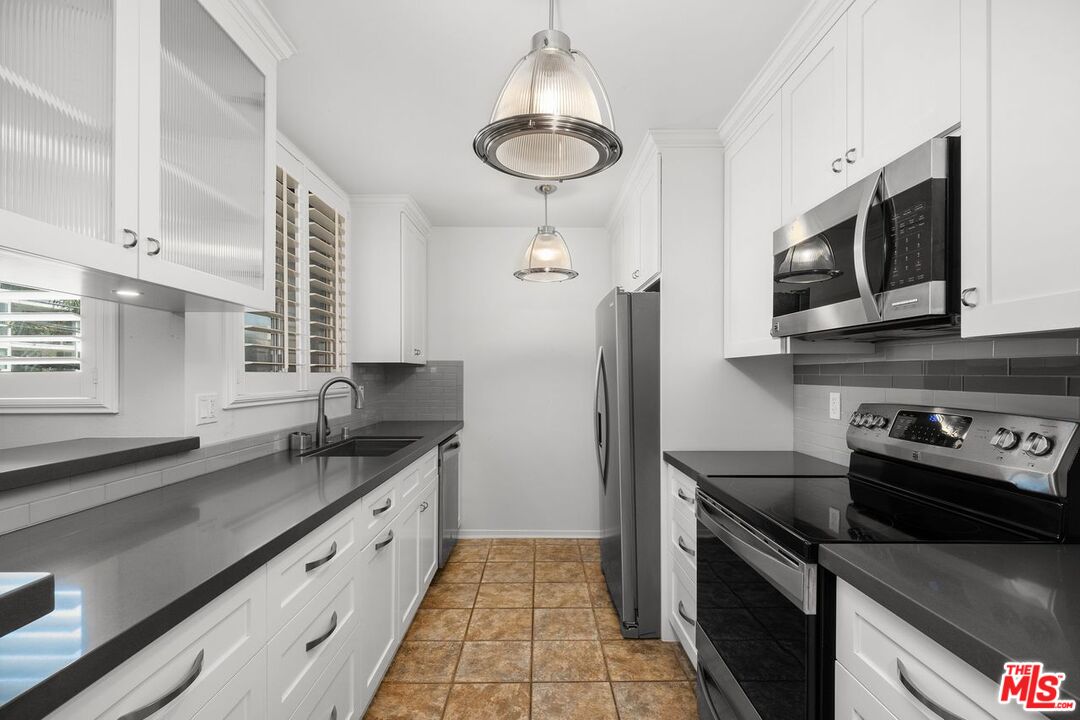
{"left": 0, "top": 284, "right": 82, "bottom": 373}
{"left": 0, "top": 282, "right": 118, "bottom": 412}
{"left": 308, "top": 192, "right": 346, "bottom": 374}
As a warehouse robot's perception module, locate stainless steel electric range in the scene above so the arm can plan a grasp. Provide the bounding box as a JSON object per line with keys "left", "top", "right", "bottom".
{"left": 695, "top": 404, "right": 1080, "bottom": 720}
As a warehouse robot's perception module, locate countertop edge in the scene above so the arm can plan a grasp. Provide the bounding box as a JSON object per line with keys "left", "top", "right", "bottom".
{"left": 1, "top": 422, "right": 461, "bottom": 720}
{"left": 663, "top": 451, "right": 707, "bottom": 482}
{"left": 0, "top": 437, "right": 202, "bottom": 493}
{"left": 819, "top": 545, "right": 1009, "bottom": 686}
{"left": 0, "top": 573, "right": 54, "bottom": 639}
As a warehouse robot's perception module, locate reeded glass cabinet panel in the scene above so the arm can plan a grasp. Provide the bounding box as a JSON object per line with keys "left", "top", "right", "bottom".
{"left": 159, "top": 0, "right": 266, "bottom": 289}
{"left": 0, "top": 0, "right": 116, "bottom": 243}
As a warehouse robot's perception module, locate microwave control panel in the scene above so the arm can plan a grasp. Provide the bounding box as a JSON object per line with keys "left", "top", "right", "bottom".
{"left": 884, "top": 179, "right": 948, "bottom": 291}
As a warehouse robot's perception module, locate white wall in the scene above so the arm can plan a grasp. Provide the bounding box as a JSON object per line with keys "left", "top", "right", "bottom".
{"left": 0, "top": 306, "right": 186, "bottom": 449}
{"left": 427, "top": 226, "right": 611, "bottom": 537}
{"left": 658, "top": 144, "right": 794, "bottom": 452}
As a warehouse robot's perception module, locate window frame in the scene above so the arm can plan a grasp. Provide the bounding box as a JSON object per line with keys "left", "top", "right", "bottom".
{"left": 0, "top": 293, "right": 119, "bottom": 414}
{"left": 225, "top": 136, "right": 350, "bottom": 409}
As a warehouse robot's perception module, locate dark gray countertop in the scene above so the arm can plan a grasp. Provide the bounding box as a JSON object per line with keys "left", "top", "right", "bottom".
{"left": 821, "top": 543, "right": 1080, "bottom": 705}
{"left": 664, "top": 450, "right": 848, "bottom": 480}
{"left": 0, "top": 420, "right": 461, "bottom": 720}
{"left": 0, "top": 436, "right": 201, "bottom": 492}
{"left": 0, "top": 573, "right": 53, "bottom": 639}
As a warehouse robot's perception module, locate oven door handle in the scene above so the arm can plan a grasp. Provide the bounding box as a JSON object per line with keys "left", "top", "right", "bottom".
{"left": 853, "top": 169, "right": 887, "bottom": 324}
{"left": 697, "top": 661, "right": 727, "bottom": 720}
{"left": 698, "top": 493, "right": 816, "bottom": 615}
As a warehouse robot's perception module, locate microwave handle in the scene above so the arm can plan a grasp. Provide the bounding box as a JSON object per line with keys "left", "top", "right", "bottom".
{"left": 853, "top": 169, "right": 887, "bottom": 323}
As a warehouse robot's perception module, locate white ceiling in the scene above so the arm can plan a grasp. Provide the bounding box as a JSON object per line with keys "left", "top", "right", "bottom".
{"left": 265, "top": 0, "right": 809, "bottom": 227}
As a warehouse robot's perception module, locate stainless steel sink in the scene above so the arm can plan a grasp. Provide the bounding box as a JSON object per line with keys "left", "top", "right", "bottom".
{"left": 304, "top": 436, "right": 421, "bottom": 458}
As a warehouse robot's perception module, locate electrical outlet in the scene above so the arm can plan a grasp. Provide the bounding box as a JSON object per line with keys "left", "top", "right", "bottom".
{"left": 829, "top": 392, "right": 842, "bottom": 420}
{"left": 196, "top": 393, "right": 219, "bottom": 426}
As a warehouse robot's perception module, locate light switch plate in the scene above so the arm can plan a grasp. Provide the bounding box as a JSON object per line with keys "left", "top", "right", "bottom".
{"left": 196, "top": 393, "right": 219, "bottom": 426}
{"left": 828, "top": 392, "right": 842, "bottom": 420}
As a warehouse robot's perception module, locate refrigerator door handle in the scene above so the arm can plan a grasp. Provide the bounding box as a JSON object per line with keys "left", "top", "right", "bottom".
{"left": 594, "top": 347, "right": 609, "bottom": 490}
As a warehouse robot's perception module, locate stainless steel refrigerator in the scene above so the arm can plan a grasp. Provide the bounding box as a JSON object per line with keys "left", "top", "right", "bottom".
{"left": 594, "top": 287, "right": 660, "bottom": 638}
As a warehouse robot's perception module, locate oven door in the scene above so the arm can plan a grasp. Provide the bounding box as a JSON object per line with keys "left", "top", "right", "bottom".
{"left": 696, "top": 491, "right": 819, "bottom": 720}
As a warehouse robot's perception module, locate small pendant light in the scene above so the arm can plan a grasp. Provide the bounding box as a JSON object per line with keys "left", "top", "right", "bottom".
{"left": 515, "top": 184, "right": 578, "bottom": 282}
{"left": 474, "top": 0, "right": 622, "bottom": 181}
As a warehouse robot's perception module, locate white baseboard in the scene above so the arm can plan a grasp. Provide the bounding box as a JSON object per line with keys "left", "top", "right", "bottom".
{"left": 458, "top": 529, "right": 603, "bottom": 539}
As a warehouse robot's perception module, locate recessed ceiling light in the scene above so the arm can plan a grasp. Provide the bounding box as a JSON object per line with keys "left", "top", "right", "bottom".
{"left": 112, "top": 289, "right": 141, "bottom": 297}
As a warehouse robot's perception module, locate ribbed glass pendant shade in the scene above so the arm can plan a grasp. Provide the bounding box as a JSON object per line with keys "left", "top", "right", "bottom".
{"left": 515, "top": 184, "right": 578, "bottom": 282}
{"left": 515, "top": 226, "right": 578, "bottom": 282}
{"left": 474, "top": 22, "right": 622, "bottom": 181}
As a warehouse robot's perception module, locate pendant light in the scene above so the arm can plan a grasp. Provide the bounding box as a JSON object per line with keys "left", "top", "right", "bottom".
{"left": 515, "top": 184, "right": 578, "bottom": 282}
{"left": 474, "top": 0, "right": 622, "bottom": 181}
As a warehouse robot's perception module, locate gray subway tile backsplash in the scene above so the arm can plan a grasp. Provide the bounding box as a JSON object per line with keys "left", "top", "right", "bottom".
{"left": 0, "top": 359, "right": 465, "bottom": 536}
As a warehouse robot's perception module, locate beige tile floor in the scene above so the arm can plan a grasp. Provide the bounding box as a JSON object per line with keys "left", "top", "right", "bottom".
{"left": 363, "top": 538, "right": 699, "bottom": 720}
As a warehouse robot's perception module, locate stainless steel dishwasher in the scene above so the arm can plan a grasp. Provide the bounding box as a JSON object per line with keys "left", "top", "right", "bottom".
{"left": 438, "top": 435, "right": 461, "bottom": 567}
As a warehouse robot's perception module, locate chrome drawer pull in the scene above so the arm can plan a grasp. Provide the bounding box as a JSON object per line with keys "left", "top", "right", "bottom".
{"left": 116, "top": 649, "right": 203, "bottom": 720}
{"left": 897, "top": 659, "right": 965, "bottom": 720}
{"left": 420, "top": 501, "right": 429, "bottom": 512}
{"left": 376, "top": 530, "right": 394, "bottom": 551}
{"left": 676, "top": 489, "right": 694, "bottom": 505}
{"left": 677, "top": 601, "right": 695, "bottom": 626}
{"left": 305, "top": 541, "right": 338, "bottom": 572}
{"left": 677, "top": 536, "right": 696, "bottom": 557}
{"left": 373, "top": 498, "right": 393, "bottom": 516}
{"left": 305, "top": 611, "right": 338, "bottom": 652}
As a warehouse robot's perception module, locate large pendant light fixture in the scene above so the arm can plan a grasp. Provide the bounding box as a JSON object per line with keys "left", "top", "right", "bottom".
{"left": 474, "top": 0, "right": 622, "bottom": 181}
{"left": 515, "top": 184, "right": 578, "bottom": 282}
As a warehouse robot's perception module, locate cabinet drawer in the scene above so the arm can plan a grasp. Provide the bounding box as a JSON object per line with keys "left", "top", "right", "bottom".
{"left": 400, "top": 449, "right": 439, "bottom": 507}
{"left": 359, "top": 476, "right": 399, "bottom": 548}
{"left": 193, "top": 649, "right": 267, "bottom": 720}
{"left": 48, "top": 570, "right": 267, "bottom": 720}
{"left": 267, "top": 563, "right": 359, "bottom": 720}
{"left": 669, "top": 561, "right": 696, "bottom": 666}
{"left": 670, "top": 505, "right": 697, "bottom": 580}
{"left": 836, "top": 579, "right": 1029, "bottom": 720}
{"left": 291, "top": 631, "right": 360, "bottom": 720}
{"left": 670, "top": 467, "right": 697, "bottom": 525}
{"left": 835, "top": 660, "right": 899, "bottom": 720}
{"left": 267, "top": 508, "right": 359, "bottom": 634}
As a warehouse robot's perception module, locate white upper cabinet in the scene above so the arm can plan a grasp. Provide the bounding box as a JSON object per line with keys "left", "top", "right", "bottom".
{"left": 724, "top": 94, "right": 784, "bottom": 358}
{"left": 350, "top": 196, "right": 430, "bottom": 365}
{"left": 845, "top": 0, "right": 960, "bottom": 183}
{"left": 609, "top": 145, "right": 661, "bottom": 291}
{"left": 781, "top": 17, "right": 848, "bottom": 222}
{"left": 0, "top": 0, "right": 291, "bottom": 311}
{"left": 959, "top": 0, "right": 1080, "bottom": 337}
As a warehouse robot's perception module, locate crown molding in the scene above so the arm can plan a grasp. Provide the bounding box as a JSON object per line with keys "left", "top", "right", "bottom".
{"left": 717, "top": 0, "right": 852, "bottom": 145}
{"left": 227, "top": 0, "right": 296, "bottom": 61}
{"left": 349, "top": 194, "right": 432, "bottom": 235}
{"left": 277, "top": 133, "right": 349, "bottom": 205}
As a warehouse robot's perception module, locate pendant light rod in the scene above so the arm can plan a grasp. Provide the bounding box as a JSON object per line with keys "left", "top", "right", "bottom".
{"left": 548, "top": 0, "right": 554, "bottom": 30}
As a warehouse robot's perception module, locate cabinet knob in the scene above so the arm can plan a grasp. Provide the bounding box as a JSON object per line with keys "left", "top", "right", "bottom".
{"left": 960, "top": 287, "right": 978, "bottom": 308}
{"left": 413, "top": 348, "right": 421, "bottom": 356}
{"left": 845, "top": 147, "right": 857, "bottom": 164}
{"left": 122, "top": 228, "right": 139, "bottom": 249}
{"left": 831, "top": 158, "right": 843, "bottom": 173}
{"left": 146, "top": 237, "right": 162, "bottom": 256}
{"left": 632, "top": 270, "right": 640, "bottom": 279}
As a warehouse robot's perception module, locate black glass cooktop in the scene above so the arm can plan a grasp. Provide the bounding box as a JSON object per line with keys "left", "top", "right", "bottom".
{"left": 697, "top": 473, "right": 1045, "bottom": 562}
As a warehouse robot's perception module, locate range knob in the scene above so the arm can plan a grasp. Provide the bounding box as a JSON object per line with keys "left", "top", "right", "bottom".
{"left": 859, "top": 414, "right": 875, "bottom": 428}
{"left": 990, "top": 427, "right": 1020, "bottom": 450}
{"left": 850, "top": 412, "right": 865, "bottom": 427}
{"left": 1021, "top": 433, "right": 1053, "bottom": 457}
{"left": 872, "top": 415, "right": 889, "bottom": 429}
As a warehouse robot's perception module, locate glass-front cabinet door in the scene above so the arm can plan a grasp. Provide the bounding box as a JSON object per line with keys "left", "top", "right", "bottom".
{"left": 0, "top": 0, "right": 141, "bottom": 277}
{"left": 138, "top": 0, "right": 277, "bottom": 310}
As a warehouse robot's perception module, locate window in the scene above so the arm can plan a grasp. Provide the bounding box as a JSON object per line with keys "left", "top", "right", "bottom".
{"left": 228, "top": 141, "right": 348, "bottom": 406}
{"left": 0, "top": 282, "right": 118, "bottom": 412}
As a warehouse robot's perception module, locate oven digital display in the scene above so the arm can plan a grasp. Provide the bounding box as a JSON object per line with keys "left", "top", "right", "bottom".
{"left": 888, "top": 411, "right": 973, "bottom": 448}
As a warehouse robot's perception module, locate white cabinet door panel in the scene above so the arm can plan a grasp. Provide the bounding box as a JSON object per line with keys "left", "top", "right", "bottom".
{"left": 960, "top": 0, "right": 1080, "bottom": 337}
{"left": 724, "top": 93, "right": 784, "bottom": 358}
{"left": 357, "top": 526, "right": 398, "bottom": 705}
{"left": 636, "top": 154, "right": 661, "bottom": 287}
{"left": 418, "top": 480, "right": 439, "bottom": 588}
{"left": 395, "top": 500, "right": 421, "bottom": 633}
{"left": 781, "top": 17, "right": 848, "bottom": 222}
{"left": 846, "top": 0, "right": 960, "bottom": 183}
{"left": 192, "top": 649, "right": 268, "bottom": 720}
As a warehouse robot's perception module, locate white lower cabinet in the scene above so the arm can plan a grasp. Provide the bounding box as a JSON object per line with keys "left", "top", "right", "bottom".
{"left": 357, "top": 523, "right": 399, "bottom": 708}
{"left": 46, "top": 570, "right": 267, "bottom": 720}
{"left": 267, "top": 561, "right": 359, "bottom": 720}
{"left": 664, "top": 464, "right": 697, "bottom": 666}
{"left": 45, "top": 450, "right": 444, "bottom": 720}
{"left": 835, "top": 579, "right": 1030, "bottom": 720}
{"left": 834, "top": 660, "right": 897, "bottom": 720}
{"left": 193, "top": 649, "right": 268, "bottom": 720}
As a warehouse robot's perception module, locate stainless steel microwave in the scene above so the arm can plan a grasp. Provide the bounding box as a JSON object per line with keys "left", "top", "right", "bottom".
{"left": 771, "top": 138, "right": 959, "bottom": 340}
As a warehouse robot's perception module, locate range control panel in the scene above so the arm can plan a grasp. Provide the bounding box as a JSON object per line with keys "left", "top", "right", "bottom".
{"left": 846, "top": 403, "right": 1080, "bottom": 497}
